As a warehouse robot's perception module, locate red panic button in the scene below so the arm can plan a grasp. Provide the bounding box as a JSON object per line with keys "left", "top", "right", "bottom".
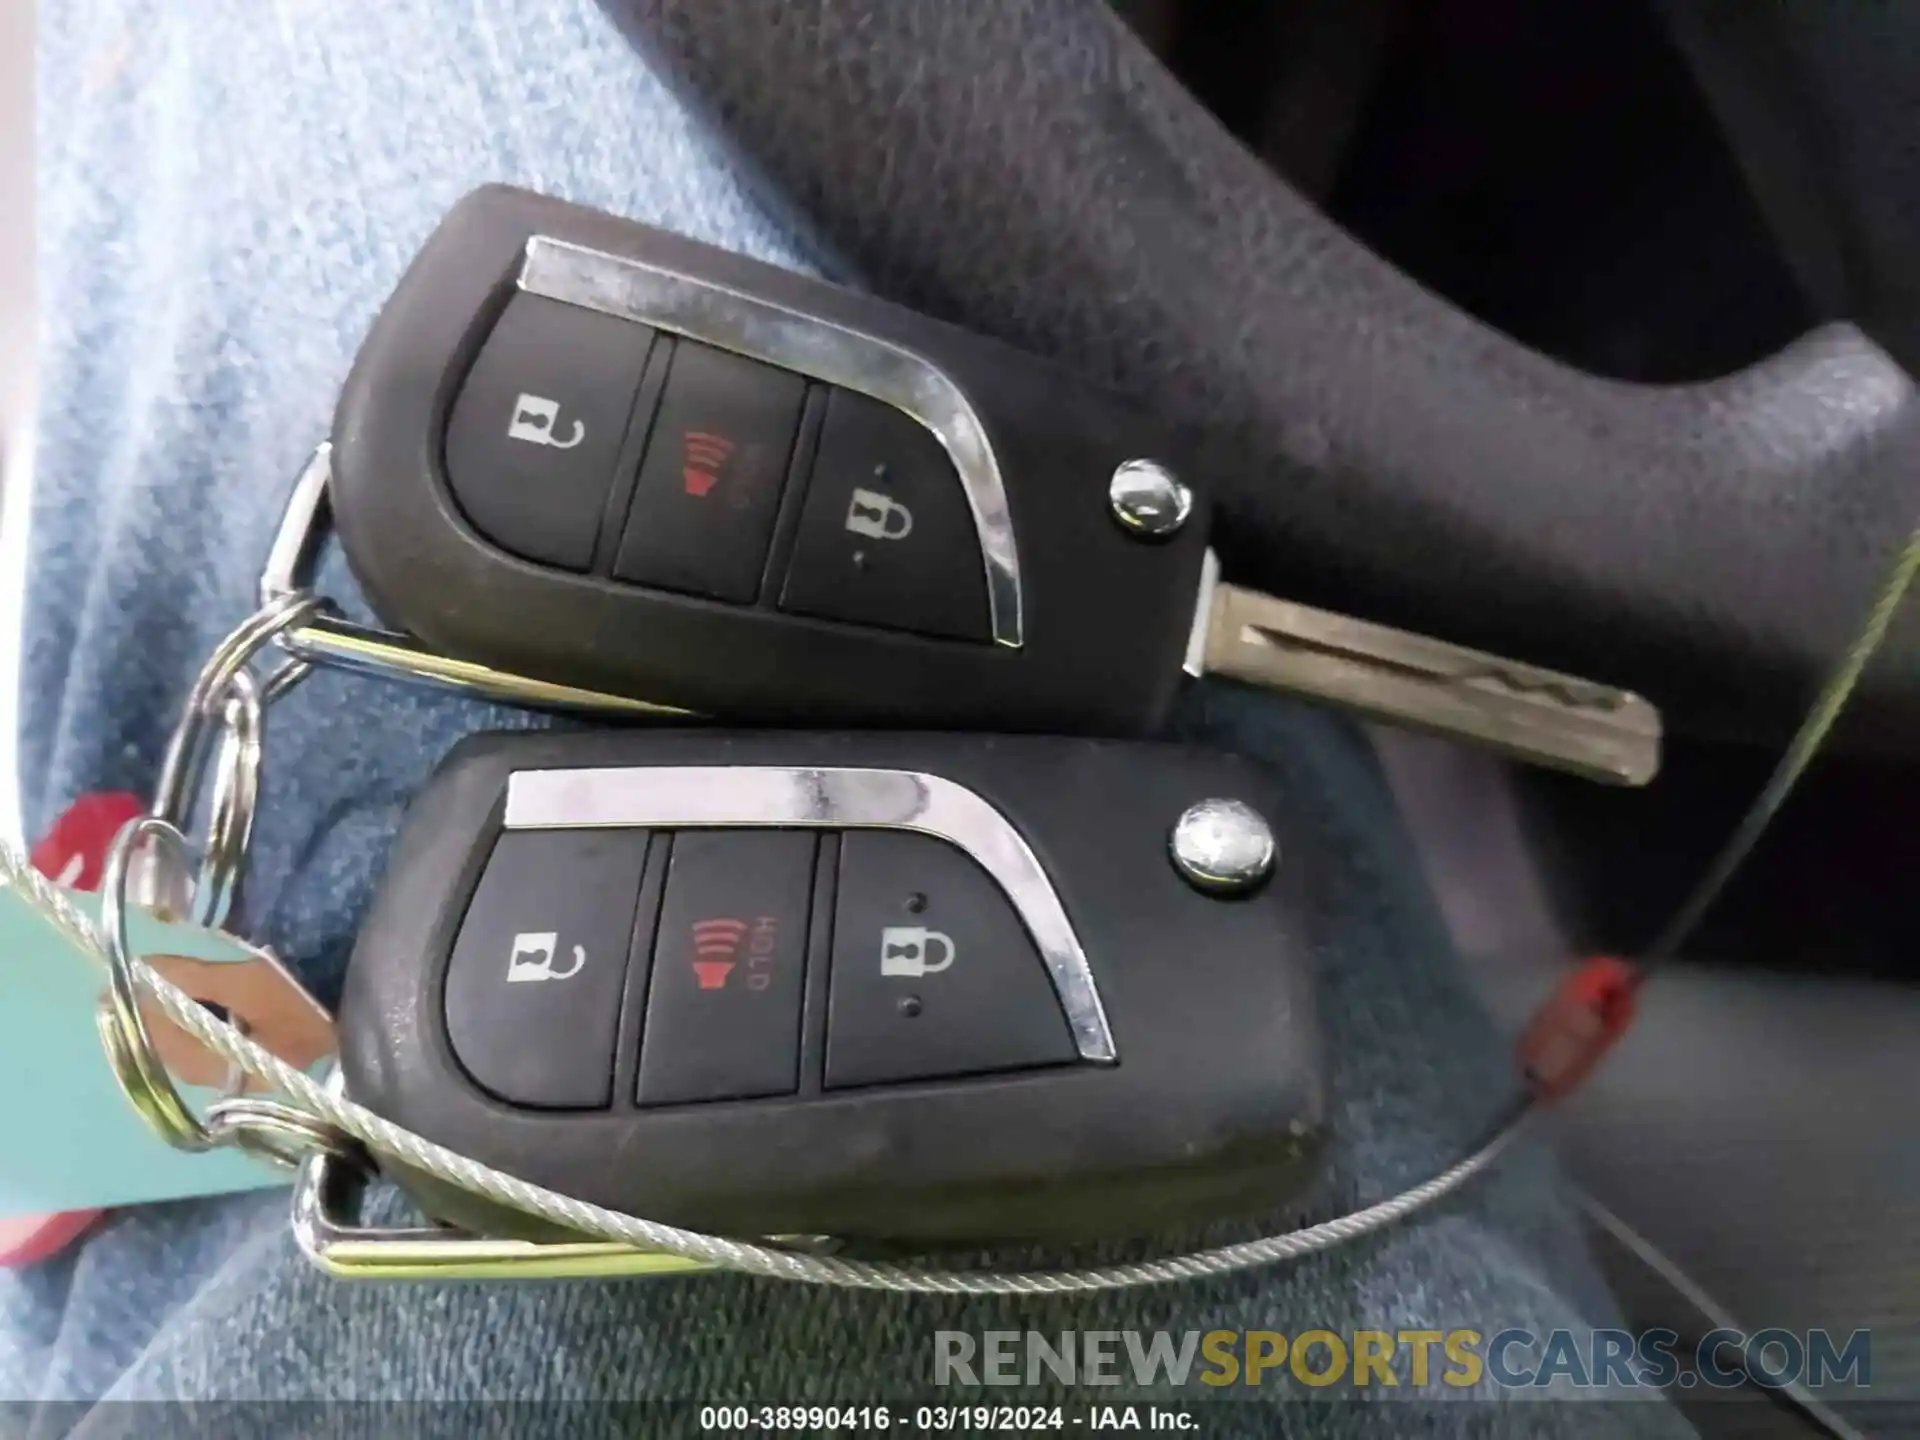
{"left": 637, "top": 831, "right": 814, "bottom": 1106}
{"left": 613, "top": 340, "right": 806, "bottom": 604}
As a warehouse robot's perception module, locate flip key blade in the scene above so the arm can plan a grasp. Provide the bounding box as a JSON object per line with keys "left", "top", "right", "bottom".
{"left": 1202, "top": 583, "right": 1662, "bottom": 785}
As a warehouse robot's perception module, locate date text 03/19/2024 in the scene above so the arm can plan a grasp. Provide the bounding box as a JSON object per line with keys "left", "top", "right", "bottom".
{"left": 697, "top": 1405, "right": 1194, "bottom": 1431}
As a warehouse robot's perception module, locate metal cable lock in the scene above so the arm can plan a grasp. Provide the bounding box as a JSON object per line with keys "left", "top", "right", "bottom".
{"left": 7, "top": 436, "right": 1913, "bottom": 1291}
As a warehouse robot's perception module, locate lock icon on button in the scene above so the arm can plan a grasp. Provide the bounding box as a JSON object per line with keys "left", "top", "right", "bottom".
{"left": 844, "top": 487, "right": 915, "bottom": 541}
{"left": 879, "top": 926, "right": 956, "bottom": 977}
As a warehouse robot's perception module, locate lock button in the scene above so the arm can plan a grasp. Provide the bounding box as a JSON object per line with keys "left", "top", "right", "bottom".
{"left": 824, "top": 830, "right": 1075, "bottom": 1089}
{"left": 778, "top": 388, "right": 992, "bottom": 643}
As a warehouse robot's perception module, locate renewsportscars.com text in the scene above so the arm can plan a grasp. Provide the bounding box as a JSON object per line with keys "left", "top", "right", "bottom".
{"left": 934, "top": 1327, "right": 1871, "bottom": 1391}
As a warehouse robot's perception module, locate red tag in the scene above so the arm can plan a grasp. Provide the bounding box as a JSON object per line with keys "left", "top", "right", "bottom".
{"left": 28, "top": 791, "right": 145, "bottom": 892}
{"left": 1517, "top": 956, "right": 1641, "bottom": 1103}
{"left": 0, "top": 1211, "right": 100, "bottom": 1267}
{"left": 1, "top": 791, "right": 144, "bottom": 1266}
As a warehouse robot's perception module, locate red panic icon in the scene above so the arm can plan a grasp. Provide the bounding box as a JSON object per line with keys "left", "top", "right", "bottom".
{"left": 691, "top": 917, "right": 748, "bottom": 989}
{"left": 682, "top": 431, "right": 735, "bottom": 497}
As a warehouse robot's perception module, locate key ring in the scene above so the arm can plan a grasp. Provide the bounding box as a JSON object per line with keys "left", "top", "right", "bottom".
{"left": 89, "top": 443, "right": 651, "bottom": 1171}
{"left": 98, "top": 817, "right": 211, "bottom": 1148}
{"left": 263, "top": 443, "right": 682, "bottom": 717}
{"left": 205, "top": 1097, "right": 355, "bottom": 1171}
{"left": 96, "top": 583, "right": 328, "bottom": 1152}
{"left": 97, "top": 814, "right": 356, "bottom": 1162}
{"left": 146, "top": 588, "right": 323, "bottom": 928}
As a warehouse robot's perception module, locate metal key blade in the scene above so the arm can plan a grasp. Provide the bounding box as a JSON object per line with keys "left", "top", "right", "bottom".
{"left": 1201, "top": 582, "right": 1662, "bottom": 785}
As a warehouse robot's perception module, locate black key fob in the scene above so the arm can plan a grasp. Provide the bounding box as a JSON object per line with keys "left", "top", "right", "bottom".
{"left": 328, "top": 185, "right": 1213, "bottom": 735}
{"left": 336, "top": 730, "right": 1324, "bottom": 1243}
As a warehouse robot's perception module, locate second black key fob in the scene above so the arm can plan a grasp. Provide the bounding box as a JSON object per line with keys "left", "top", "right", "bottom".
{"left": 327, "top": 185, "right": 1212, "bottom": 735}
{"left": 336, "top": 730, "right": 1324, "bottom": 1244}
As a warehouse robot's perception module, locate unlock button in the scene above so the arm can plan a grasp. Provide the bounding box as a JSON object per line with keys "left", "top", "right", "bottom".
{"left": 779, "top": 388, "right": 992, "bottom": 643}
{"left": 444, "top": 295, "right": 657, "bottom": 573}
{"left": 443, "top": 829, "right": 652, "bottom": 1110}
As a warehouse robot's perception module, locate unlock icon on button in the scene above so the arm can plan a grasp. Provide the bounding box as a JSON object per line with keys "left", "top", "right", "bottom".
{"left": 505, "top": 393, "right": 586, "bottom": 450}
